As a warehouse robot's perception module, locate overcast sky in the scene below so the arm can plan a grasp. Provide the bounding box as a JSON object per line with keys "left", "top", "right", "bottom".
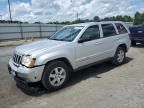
{"left": 0, "top": 0, "right": 144, "bottom": 23}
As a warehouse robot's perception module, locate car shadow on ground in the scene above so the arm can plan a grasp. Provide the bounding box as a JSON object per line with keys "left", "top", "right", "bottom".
{"left": 19, "top": 57, "right": 133, "bottom": 96}
{"left": 66, "top": 57, "right": 133, "bottom": 87}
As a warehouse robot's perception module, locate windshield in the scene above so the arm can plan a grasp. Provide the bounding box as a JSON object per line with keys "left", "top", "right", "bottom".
{"left": 49, "top": 26, "right": 84, "bottom": 42}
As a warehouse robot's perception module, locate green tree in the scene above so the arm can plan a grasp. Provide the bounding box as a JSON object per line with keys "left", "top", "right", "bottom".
{"left": 123, "top": 15, "right": 133, "bottom": 22}
{"left": 133, "top": 11, "right": 144, "bottom": 25}
{"left": 93, "top": 16, "right": 100, "bottom": 21}
{"left": 34, "top": 21, "right": 42, "bottom": 24}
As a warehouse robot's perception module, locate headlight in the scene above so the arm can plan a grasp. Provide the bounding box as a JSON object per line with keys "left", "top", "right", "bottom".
{"left": 22, "top": 55, "right": 36, "bottom": 68}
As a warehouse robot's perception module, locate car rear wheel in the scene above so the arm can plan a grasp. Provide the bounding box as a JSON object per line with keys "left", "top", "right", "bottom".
{"left": 112, "top": 47, "right": 126, "bottom": 65}
{"left": 42, "top": 61, "right": 71, "bottom": 91}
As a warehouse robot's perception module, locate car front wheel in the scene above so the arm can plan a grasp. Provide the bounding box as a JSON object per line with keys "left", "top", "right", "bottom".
{"left": 42, "top": 61, "right": 71, "bottom": 91}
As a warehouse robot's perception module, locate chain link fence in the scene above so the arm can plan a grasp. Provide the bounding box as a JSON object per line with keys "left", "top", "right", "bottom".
{"left": 0, "top": 23, "right": 64, "bottom": 40}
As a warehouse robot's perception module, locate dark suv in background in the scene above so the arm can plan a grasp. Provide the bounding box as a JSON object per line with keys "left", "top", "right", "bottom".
{"left": 129, "top": 24, "right": 144, "bottom": 46}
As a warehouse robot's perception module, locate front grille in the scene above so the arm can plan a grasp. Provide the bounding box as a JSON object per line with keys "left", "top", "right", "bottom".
{"left": 13, "top": 53, "right": 22, "bottom": 65}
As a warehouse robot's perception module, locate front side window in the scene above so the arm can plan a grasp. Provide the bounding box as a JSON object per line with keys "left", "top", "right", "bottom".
{"left": 102, "top": 24, "right": 117, "bottom": 37}
{"left": 49, "top": 26, "right": 83, "bottom": 42}
{"left": 79, "top": 25, "right": 100, "bottom": 42}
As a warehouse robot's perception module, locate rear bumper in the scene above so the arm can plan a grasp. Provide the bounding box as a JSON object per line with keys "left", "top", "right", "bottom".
{"left": 131, "top": 37, "right": 144, "bottom": 43}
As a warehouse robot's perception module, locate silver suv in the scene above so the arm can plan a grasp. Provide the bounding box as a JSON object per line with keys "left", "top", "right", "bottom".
{"left": 8, "top": 21, "right": 131, "bottom": 91}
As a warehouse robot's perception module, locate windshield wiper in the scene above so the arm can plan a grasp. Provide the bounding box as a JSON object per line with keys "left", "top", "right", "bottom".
{"left": 49, "top": 38, "right": 66, "bottom": 41}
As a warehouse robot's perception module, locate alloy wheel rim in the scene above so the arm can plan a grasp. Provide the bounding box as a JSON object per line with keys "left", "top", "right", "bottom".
{"left": 49, "top": 67, "right": 66, "bottom": 87}
{"left": 117, "top": 50, "right": 124, "bottom": 63}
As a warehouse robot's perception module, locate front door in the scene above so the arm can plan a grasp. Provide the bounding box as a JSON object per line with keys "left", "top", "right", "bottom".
{"left": 75, "top": 25, "right": 103, "bottom": 68}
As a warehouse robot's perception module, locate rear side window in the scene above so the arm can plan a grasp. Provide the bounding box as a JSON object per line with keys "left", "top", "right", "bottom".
{"left": 102, "top": 24, "right": 117, "bottom": 37}
{"left": 115, "top": 23, "right": 128, "bottom": 34}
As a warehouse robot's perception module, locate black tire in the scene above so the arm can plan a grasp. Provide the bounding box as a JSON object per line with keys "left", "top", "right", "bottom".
{"left": 131, "top": 41, "right": 136, "bottom": 46}
{"left": 41, "top": 60, "right": 71, "bottom": 91}
{"left": 112, "top": 47, "right": 126, "bottom": 65}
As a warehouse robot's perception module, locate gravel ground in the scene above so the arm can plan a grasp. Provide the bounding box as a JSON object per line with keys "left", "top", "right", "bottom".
{"left": 0, "top": 45, "right": 144, "bottom": 108}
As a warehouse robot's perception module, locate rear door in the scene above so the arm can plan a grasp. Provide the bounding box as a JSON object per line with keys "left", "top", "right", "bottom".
{"left": 99, "top": 23, "right": 117, "bottom": 58}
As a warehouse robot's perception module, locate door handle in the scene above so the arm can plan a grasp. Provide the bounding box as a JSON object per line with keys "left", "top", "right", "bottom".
{"left": 95, "top": 42, "right": 102, "bottom": 45}
{"left": 115, "top": 38, "right": 120, "bottom": 40}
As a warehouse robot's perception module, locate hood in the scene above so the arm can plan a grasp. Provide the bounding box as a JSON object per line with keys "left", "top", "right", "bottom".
{"left": 16, "top": 39, "right": 68, "bottom": 55}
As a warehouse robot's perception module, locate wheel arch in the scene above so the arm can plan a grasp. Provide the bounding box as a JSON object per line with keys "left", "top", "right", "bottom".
{"left": 44, "top": 57, "right": 74, "bottom": 71}
{"left": 118, "top": 44, "right": 128, "bottom": 52}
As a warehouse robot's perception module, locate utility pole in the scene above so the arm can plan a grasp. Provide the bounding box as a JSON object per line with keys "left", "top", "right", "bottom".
{"left": 70, "top": 0, "right": 79, "bottom": 20}
{"left": 8, "top": 0, "right": 12, "bottom": 22}
{"left": 76, "top": 11, "right": 79, "bottom": 20}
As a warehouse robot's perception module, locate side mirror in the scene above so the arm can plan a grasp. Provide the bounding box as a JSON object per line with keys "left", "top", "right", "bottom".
{"left": 78, "top": 38, "right": 86, "bottom": 43}
{"left": 78, "top": 36, "right": 92, "bottom": 43}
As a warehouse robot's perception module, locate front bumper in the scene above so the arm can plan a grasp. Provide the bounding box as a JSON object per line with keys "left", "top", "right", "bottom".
{"left": 8, "top": 59, "right": 45, "bottom": 83}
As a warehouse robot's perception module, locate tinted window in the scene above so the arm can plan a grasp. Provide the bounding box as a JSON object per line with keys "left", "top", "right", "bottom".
{"left": 115, "top": 23, "right": 128, "bottom": 34}
{"left": 80, "top": 25, "right": 100, "bottom": 41}
{"left": 102, "top": 24, "right": 117, "bottom": 37}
